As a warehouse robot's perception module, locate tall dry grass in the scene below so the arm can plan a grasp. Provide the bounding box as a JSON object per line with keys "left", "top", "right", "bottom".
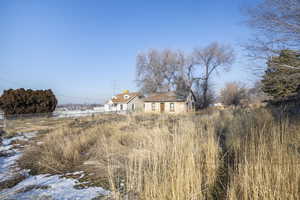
{"left": 18, "top": 110, "right": 300, "bottom": 199}
{"left": 18, "top": 115, "right": 126, "bottom": 174}
{"left": 225, "top": 110, "right": 300, "bottom": 200}
{"left": 120, "top": 119, "right": 220, "bottom": 200}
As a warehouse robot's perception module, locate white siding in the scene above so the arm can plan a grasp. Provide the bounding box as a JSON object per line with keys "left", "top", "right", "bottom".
{"left": 104, "top": 95, "right": 144, "bottom": 113}
{"left": 127, "top": 96, "right": 144, "bottom": 112}
{"left": 117, "top": 103, "right": 127, "bottom": 111}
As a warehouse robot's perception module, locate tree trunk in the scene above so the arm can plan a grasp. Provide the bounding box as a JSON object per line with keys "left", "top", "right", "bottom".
{"left": 202, "top": 64, "right": 209, "bottom": 108}
{"left": 202, "top": 78, "right": 208, "bottom": 108}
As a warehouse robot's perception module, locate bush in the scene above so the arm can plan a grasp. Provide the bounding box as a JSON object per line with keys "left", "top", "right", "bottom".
{"left": 220, "top": 82, "right": 248, "bottom": 106}
{"left": 0, "top": 88, "right": 57, "bottom": 115}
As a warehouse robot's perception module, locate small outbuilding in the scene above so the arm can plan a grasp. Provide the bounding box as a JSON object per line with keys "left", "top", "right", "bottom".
{"left": 143, "top": 91, "right": 196, "bottom": 113}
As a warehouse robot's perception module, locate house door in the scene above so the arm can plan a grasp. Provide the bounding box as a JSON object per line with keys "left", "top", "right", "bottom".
{"left": 160, "top": 103, "right": 165, "bottom": 113}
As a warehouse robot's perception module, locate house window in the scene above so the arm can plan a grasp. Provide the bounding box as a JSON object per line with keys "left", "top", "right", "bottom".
{"left": 124, "top": 95, "right": 130, "bottom": 99}
{"left": 151, "top": 103, "right": 156, "bottom": 111}
{"left": 170, "top": 103, "right": 175, "bottom": 112}
{"left": 132, "top": 104, "right": 135, "bottom": 110}
{"left": 120, "top": 104, "right": 123, "bottom": 110}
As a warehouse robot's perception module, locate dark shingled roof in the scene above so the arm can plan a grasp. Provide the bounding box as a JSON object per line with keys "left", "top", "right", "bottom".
{"left": 143, "top": 91, "right": 186, "bottom": 102}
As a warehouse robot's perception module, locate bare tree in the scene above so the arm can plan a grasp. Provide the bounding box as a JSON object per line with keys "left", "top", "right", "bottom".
{"left": 193, "top": 42, "right": 235, "bottom": 108}
{"left": 244, "top": 0, "right": 300, "bottom": 63}
{"left": 161, "top": 50, "right": 184, "bottom": 90}
{"left": 136, "top": 50, "right": 169, "bottom": 94}
{"left": 174, "top": 54, "right": 195, "bottom": 97}
{"left": 194, "top": 79, "right": 216, "bottom": 108}
{"left": 136, "top": 49, "right": 187, "bottom": 94}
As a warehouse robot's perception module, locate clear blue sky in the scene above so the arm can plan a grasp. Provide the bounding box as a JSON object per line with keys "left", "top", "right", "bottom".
{"left": 0, "top": 0, "right": 260, "bottom": 104}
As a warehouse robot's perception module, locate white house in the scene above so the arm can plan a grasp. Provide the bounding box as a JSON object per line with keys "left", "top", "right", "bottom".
{"left": 104, "top": 91, "right": 144, "bottom": 112}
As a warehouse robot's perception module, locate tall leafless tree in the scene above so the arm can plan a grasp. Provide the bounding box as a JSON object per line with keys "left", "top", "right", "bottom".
{"left": 174, "top": 54, "right": 195, "bottom": 97}
{"left": 244, "top": 0, "right": 300, "bottom": 65}
{"left": 193, "top": 42, "right": 235, "bottom": 108}
{"left": 136, "top": 49, "right": 185, "bottom": 94}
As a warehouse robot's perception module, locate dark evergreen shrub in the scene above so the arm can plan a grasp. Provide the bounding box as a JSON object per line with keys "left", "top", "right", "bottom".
{"left": 0, "top": 88, "right": 57, "bottom": 115}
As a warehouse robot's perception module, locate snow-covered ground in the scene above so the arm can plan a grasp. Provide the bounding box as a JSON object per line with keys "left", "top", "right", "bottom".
{"left": 1, "top": 174, "right": 109, "bottom": 200}
{"left": 0, "top": 132, "right": 37, "bottom": 183}
{"left": 0, "top": 107, "right": 110, "bottom": 121}
{"left": 0, "top": 131, "right": 109, "bottom": 200}
{"left": 53, "top": 108, "right": 105, "bottom": 118}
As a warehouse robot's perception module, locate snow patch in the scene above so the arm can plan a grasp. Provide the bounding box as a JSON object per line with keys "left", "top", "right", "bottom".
{"left": 0, "top": 151, "right": 22, "bottom": 182}
{"left": 0, "top": 132, "right": 37, "bottom": 182}
{"left": 0, "top": 174, "right": 109, "bottom": 200}
{"left": 53, "top": 109, "right": 105, "bottom": 118}
{"left": 0, "top": 131, "right": 37, "bottom": 154}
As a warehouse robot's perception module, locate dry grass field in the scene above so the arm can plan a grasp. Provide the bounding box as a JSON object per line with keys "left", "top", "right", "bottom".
{"left": 8, "top": 109, "right": 300, "bottom": 199}
{"left": 3, "top": 115, "right": 75, "bottom": 137}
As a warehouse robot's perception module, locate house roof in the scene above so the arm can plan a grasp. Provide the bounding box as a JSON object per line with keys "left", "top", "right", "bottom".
{"left": 143, "top": 91, "right": 187, "bottom": 102}
{"left": 110, "top": 92, "right": 141, "bottom": 104}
